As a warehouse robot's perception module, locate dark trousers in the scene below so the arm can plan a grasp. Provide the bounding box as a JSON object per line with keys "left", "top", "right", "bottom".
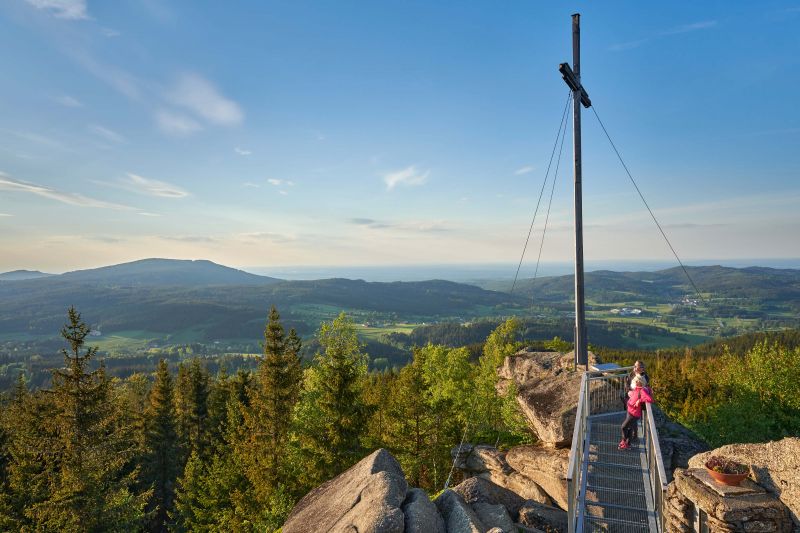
{"left": 621, "top": 413, "right": 639, "bottom": 443}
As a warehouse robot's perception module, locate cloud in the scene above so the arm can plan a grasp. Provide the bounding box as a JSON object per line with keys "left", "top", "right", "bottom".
{"left": 383, "top": 166, "right": 430, "bottom": 190}
{"left": 123, "top": 173, "right": 189, "bottom": 198}
{"left": 138, "top": 212, "right": 161, "bottom": 217}
{"left": 88, "top": 124, "right": 125, "bottom": 143}
{"left": 237, "top": 232, "right": 294, "bottom": 244}
{"left": 0, "top": 213, "right": 12, "bottom": 217}
{"left": 610, "top": 20, "right": 718, "bottom": 51}
{"left": 166, "top": 73, "right": 243, "bottom": 126}
{"left": 660, "top": 20, "right": 717, "bottom": 36}
{"left": 54, "top": 94, "right": 82, "bottom": 107}
{"left": 0, "top": 172, "right": 134, "bottom": 210}
{"left": 242, "top": 182, "right": 261, "bottom": 188}
{"left": 267, "top": 178, "right": 294, "bottom": 187}
{"left": 234, "top": 147, "right": 251, "bottom": 156}
{"left": 101, "top": 28, "right": 120, "bottom": 37}
{"left": 7, "top": 130, "right": 65, "bottom": 150}
{"left": 514, "top": 165, "right": 534, "bottom": 175}
{"left": 159, "top": 235, "right": 217, "bottom": 243}
{"left": 155, "top": 110, "right": 203, "bottom": 136}
{"left": 25, "top": 0, "right": 88, "bottom": 20}
{"left": 348, "top": 217, "right": 451, "bottom": 233}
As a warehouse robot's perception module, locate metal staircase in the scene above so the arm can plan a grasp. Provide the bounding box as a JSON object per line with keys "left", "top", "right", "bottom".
{"left": 566, "top": 366, "right": 669, "bottom": 533}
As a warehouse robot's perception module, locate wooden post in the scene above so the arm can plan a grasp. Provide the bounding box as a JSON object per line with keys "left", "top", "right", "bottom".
{"left": 558, "top": 14, "right": 591, "bottom": 370}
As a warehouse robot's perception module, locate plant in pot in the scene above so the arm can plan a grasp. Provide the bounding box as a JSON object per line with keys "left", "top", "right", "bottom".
{"left": 705, "top": 455, "right": 750, "bottom": 486}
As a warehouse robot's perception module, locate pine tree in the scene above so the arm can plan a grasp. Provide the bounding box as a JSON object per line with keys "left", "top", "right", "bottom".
{"left": 295, "top": 312, "right": 369, "bottom": 485}
{"left": 143, "top": 359, "right": 179, "bottom": 532}
{"left": 23, "top": 307, "right": 147, "bottom": 530}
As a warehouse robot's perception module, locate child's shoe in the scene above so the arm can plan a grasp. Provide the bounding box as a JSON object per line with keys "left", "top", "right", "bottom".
{"left": 618, "top": 439, "right": 629, "bottom": 450}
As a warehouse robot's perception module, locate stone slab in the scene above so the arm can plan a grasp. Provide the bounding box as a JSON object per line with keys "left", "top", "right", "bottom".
{"left": 686, "top": 468, "right": 764, "bottom": 497}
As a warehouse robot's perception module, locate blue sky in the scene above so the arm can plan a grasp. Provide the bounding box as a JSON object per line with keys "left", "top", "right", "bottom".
{"left": 0, "top": 0, "right": 799, "bottom": 273}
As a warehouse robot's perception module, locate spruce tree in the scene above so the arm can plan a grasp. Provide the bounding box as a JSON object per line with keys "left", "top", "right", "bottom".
{"left": 143, "top": 359, "right": 179, "bottom": 532}
{"left": 238, "top": 306, "right": 303, "bottom": 519}
{"left": 295, "top": 312, "right": 369, "bottom": 485}
{"left": 25, "top": 307, "right": 147, "bottom": 530}
{"left": 175, "top": 358, "right": 210, "bottom": 462}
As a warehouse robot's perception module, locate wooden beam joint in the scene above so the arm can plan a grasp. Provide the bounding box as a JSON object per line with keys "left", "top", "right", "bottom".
{"left": 559, "top": 63, "right": 592, "bottom": 108}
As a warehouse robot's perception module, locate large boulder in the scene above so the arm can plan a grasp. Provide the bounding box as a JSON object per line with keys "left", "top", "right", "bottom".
{"left": 472, "top": 503, "right": 515, "bottom": 532}
{"left": 666, "top": 468, "right": 792, "bottom": 533}
{"left": 434, "top": 489, "right": 487, "bottom": 533}
{"left": 688, "top": 437, "right": 800, "bottom": 529}
{"left": 497, "top": 350, "right": 597, "bottom": 447}
{"left": 452, "top": 444, "right": 552, "bottom": 506}
{"left": 402, "top": 488, "right": 446, "bottom": 533}
{"left": 505, "top": 446, "right": 570, "bottom": 511}
{"left": 283, "top": 449, "right": 408, "bottom": 533}
{"left": 518, "top": 500, "right": 568, "bottom": 532}
{"left": 451, "top": 477, "right": 526, "bottom": 519}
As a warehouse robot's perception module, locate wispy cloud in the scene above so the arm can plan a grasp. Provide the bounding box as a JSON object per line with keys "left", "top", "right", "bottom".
{"left": 514, "top": 165, "right": 535, "bottom": 175}
{"left": 0, "top": 172, "right": 133, "bottom": 210}
{"left": 383, "top": 166, "right": 430, "bottom": 190}
{"left": 54, "top": 94, "right": 82, "bottom": 107}
{"left": 660, "top": 20, "right": 718, "bottom": 36}
{"left": 610, "top": 20, "right": 718, "bottom": 51}
{"left": 123, "top": 173, "right": 189, "bottom": 198}
{"left": 7, "top": 130, "right": 66, "bottom": 150}
{"left": 0, "top": 213, "right": 13, "bottom": 217}
{"left": 101, "top": 28, "right": 120, "bottom": 37}
{"left": 25, "top": 0, "right": 88, "bottom": 20}
{"left": 267, "top": 178, "right": 294, "bottom": 187}
{"left": 348, "top": 217, "right": 451, "bottom": 233}
{"left": 165, "top": 73, "right": 243, "bottom": 126}
{"left": 159, "top": 235, "right": 217, "bottom": 243}
{"left": 88, "top": 124, "right": 125, "bottom": 143}
{"left": 155, "top": 110, "right": 203, "bottom": 136}
{"left": 242, "top": 182, "right": 261, "bottom": 188}
{"left": 234, "top": 147, "right": 251, "bottom": 156}
{"left": 138, "top": 212, "right": 161, "bottom": 217}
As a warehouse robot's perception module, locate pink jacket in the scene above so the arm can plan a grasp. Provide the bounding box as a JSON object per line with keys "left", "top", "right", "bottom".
{"left": 626, "top": 386, "right": 653, "bottom": 418}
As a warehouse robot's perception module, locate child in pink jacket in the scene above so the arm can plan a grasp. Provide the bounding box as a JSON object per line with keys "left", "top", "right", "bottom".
{"left": 619, "top": 375, "right": 653, "bottom": 450}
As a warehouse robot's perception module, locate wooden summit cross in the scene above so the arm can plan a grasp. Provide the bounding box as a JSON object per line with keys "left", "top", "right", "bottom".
{"left": 559, "top": 13, "right": 592, "bottom": 370}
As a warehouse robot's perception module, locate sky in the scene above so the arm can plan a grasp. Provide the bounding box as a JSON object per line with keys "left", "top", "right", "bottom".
{"left": 0, "top": 0, "right": 799, "bottom": 274}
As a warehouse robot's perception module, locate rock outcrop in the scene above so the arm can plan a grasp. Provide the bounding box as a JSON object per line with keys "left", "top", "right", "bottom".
{"left": 451, "top": 476, "right": 526, "bottom": 519}
{"left": 283, "top": 448, "right": 407, "bottom": 533}
{"left": 284, "top": 449, "right": 559, "bottom": 533}
{"left": 452, "top": 444, "right": 553, "bottom": 506}
{"left": 434, "top": 489, "right": 487, "bottom": 533}
{"left": 403, "top": 488, "right": 446, "bottom": 533}
{"left": 497, "top": 349, "right": 597, "bottom": 447}
{"left": 666, "top": 468, "right": 792, "bottom": 533}
{"left": 687, "top": 437, "right": 800, "bottom": 529}
{"left": 518, "top": 500, "right": 568, "bottom": 532}
{"left": 505, "top": 446, "right": 570, "bottom": 511}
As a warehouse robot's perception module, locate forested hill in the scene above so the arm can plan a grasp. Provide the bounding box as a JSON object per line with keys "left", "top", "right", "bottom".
{"left": 0, "top": 259, "right": 522, "bottom": 338}
{"left": 0, "top": 270, "right": 53, "bottom": 281}
{"left": 480, "top": 265, "right": 800, "bottom": 308}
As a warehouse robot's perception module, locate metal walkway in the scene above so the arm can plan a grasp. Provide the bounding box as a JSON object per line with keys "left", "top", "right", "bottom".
{"left": 567, "top": 366, "right": 669, "bottom": 533}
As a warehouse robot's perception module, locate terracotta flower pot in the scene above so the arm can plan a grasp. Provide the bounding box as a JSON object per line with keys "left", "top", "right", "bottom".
{"left": 705, "top": 465, "right": 748, "bottom": 486}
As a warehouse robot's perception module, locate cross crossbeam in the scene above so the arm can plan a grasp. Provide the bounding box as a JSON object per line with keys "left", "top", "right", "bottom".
{"left": 559, "top": 63, "right": 592, "bottom": 108}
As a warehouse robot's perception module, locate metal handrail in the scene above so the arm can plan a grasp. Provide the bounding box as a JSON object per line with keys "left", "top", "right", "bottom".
{"left": 644, "top": 403, "right": 669, "bottom": 532}
{"left": 566, "top": 371, "right": 588, "bottom": 533}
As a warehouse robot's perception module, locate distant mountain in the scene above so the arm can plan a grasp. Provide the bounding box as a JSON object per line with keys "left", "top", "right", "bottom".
{"left": 480, "top": 265, "right": 800, "bottom": 308}
{"left": 0, "top": 270, "right": 53, "bottom": 281}
{"left": 56, "top": 258, "right": 279, "bottom": 286}
{"left": 0, "top": 260, "right": 521, "bottom": 338}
